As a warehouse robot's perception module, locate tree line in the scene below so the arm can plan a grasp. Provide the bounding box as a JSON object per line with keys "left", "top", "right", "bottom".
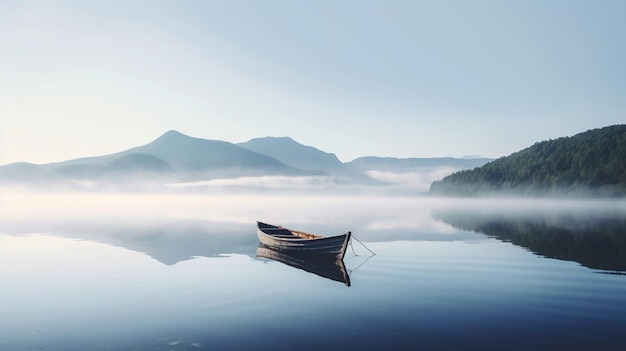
{"left": 430, "top": 125, "right": 626, "bottom": 197}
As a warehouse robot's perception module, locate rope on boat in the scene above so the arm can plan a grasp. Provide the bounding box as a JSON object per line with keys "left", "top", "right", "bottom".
{"left": 349, "top": 234, "right": 376, "bottom": 256}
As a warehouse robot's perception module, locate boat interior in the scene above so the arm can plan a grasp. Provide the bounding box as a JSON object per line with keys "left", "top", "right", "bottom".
{"left": 260, "top": 223, "right": 322, "bottom": 239}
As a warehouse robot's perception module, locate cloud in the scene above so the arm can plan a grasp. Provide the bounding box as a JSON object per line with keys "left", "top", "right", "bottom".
{"left": 167, "top": 176, "right": 344, "bottom": 190}
{"left": 365, "top": 167, "right": 459, "bottom": 192}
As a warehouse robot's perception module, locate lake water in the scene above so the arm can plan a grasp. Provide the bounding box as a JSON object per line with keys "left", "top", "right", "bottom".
{"left": 1, "top": 193, "right": 626, "bottom": 350}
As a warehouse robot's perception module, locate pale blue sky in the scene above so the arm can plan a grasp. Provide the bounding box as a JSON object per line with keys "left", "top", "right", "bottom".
{"left": 1, "top": 0, "right": 624, "bottom": 165}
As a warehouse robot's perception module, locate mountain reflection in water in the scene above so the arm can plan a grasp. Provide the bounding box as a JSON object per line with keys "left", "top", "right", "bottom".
{"left": 433, "top": 207, "right": 626, "bottom": 273}
{"left": 0, "top": 218, "right": 259, "bottom": 265}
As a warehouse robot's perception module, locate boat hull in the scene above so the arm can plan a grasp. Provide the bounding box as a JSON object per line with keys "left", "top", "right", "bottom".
{"left": 256, "top": 221, "right": 351, "bottom": 259}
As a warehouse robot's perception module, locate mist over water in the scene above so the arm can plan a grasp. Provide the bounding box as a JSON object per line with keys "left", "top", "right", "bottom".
{"left": 365, "top": 167, "right": 458, "bottom": 193}
{"left": 2, "top": 186, "right": 626, "bottom": 350}
{"left": 2, "top": 186, "right": 625, "bottom": 263}
{"left": 0, "top": 161, "right": 468, "bottom": 195}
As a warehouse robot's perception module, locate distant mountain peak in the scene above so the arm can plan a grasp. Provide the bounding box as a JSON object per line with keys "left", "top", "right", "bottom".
{"left": 149, "top": 130, "right": 205, "bottom": 148}
{"left": 240, "top": 136, "right": 322, "bottom": 150}
{"left": 238, "top": 136, "right": 355, "bottom": 175}
{"left": 164, "top": 129, "right": 183, "bottom": 135}
{"left": 156, "top": 130, "right": 189, "bottom": 141}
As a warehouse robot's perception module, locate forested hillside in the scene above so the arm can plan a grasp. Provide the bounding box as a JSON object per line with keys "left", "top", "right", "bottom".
{"left": 430, "top": 125, "right": 626, "bottom": 197}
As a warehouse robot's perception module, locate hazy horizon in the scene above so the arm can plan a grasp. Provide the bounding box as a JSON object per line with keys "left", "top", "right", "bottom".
{"left": 2, "top": 1, "right": 625, "bottom": 165}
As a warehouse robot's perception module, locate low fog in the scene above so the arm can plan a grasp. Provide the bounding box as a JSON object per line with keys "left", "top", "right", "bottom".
{"left": 2, "top": 184, "right": 625, "bottom": 267}
{"left": 0, "top": 187, "right": 446, "bottom": 226}
{"left": 365, "top": 167, "right": 458, "bottom": 193}
{"left": 0, "top": 163, "right": 468, "bottom": 194}
{"left": 2, "top": 185, "right": 624, "bottom": 233}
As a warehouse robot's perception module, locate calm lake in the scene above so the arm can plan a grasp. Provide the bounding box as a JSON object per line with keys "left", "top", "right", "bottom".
{"left": 1, "top": 192, "right": 626, "bottom": 350}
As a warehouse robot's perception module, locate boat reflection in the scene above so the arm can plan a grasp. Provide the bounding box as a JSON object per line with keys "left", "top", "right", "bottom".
{"left": 256, "top": 244, "right": 351, "bottom": 287}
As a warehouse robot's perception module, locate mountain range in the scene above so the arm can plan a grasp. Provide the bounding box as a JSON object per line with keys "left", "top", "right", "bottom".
{"left": 4, "top": 125, "right": 623, "bottom": 195}
{"left": 0, "top": 130, "right": 491, "bottom": 189}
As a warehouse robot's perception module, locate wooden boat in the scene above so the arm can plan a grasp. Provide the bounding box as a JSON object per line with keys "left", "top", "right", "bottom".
{"left": 256, "top": 245, "right": 351, "bottom": 287}
{"left": 256, "top": 221, "right": 351, "bottom": 259}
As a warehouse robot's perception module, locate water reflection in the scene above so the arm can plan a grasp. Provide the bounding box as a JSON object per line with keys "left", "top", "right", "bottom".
{"left": 3, "top": 194, "right": 626, "bottom": 350}
{"left": 433, "top": 207, "right": 626, "bottom": 272}
{"left": 256, "top": 244, "right": 351, "bottom": 286}
{"left": 0, "top": 218, "right": 259, "bottom": 265}
{"left": 3, "top": 194, "right": 625, "bottom": 274}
